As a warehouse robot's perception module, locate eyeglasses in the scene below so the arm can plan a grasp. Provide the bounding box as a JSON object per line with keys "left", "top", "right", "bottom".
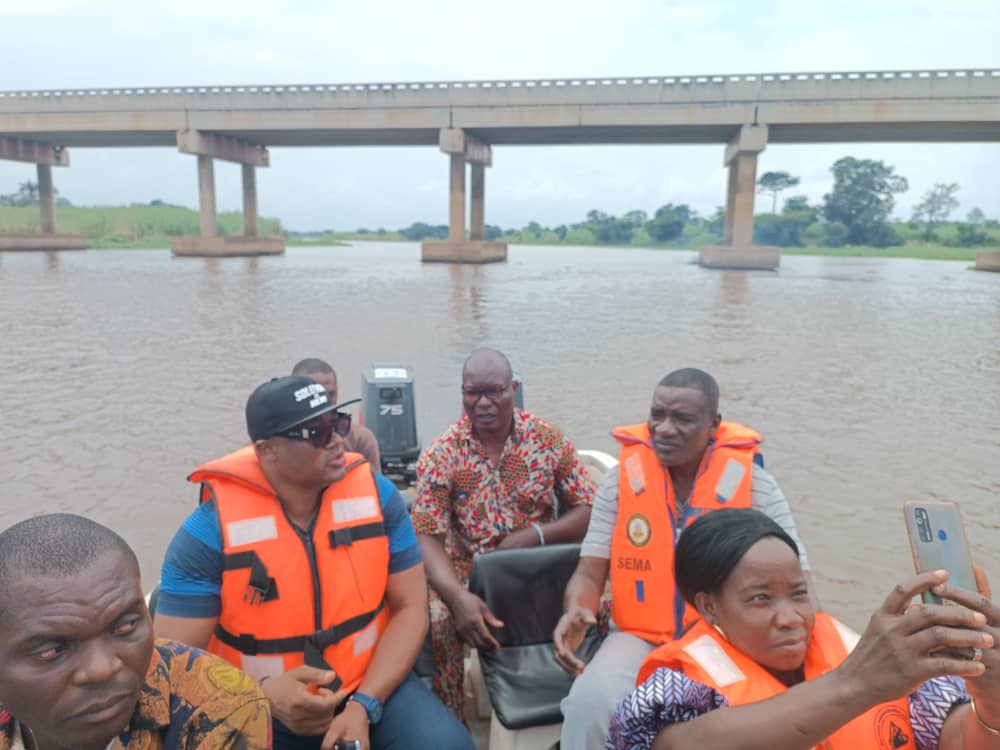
{"left": 461, "top": 384, "right": 510, "bottom": 402}
{"left": 279, "top": 412, "right": 352, "bottom": 448}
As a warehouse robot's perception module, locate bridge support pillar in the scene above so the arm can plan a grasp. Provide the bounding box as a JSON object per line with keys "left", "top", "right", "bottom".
{"left": 0, "top": 138, "right": 86, "bottom": 252}
{"left": 700, "top": 125, "right": 779, "bottom": 270}
{"left": 171, "top": 130, "right": 284, "bottom": 257}
{"left": 242, "top": 164, "right": 259, "bottom": 238}
{"left": 448, "top": 153, "right": 466, "bottom": 242}
{"left": 469, "top": 163, "right": 485, "bottom": 241}
{"left": 197, "top": 155, "right": 218, "bottom": 238}
{"left": 423, "top": 128, "right": 507, "bottom": 263}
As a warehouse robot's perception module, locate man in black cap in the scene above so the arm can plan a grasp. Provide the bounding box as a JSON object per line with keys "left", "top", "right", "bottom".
{"left": 154, "top": 375, "right": 474, "bottom": 750}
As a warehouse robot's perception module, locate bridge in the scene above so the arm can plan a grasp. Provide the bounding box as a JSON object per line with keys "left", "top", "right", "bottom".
{"left": 1, "top": 68, "right": 999, "bottom": 269}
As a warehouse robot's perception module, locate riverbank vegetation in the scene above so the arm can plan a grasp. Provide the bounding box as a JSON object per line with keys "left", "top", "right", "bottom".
{"left": 0, "top": 190, "right": 283, "bottom": 248}
{"left": 1, "top": 155, "right": 996, "bottom": 260}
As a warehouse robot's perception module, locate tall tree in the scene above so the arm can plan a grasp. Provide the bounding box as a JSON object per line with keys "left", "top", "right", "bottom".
{"left": 911, "top": 182, "right": 960, "bottom": 239}
{"left": 623, "top": 209, "right": 648, "bottom": 227}
{"left": 966, "top": 207, "right": 986, "bottom": 225}
{"left": 644, "top": 203, "right": 690, "bottom": 243}
{"left": 822, "top": 157, "right": 908, "bottom": 247}
{"left": 757, "top": 171, "right": 800, "bottom": 213}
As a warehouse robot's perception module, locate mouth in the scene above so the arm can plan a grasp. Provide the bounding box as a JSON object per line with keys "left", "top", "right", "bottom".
{"left": 71, "top": 691, "right": 135, "bottom": 724}
{"left": 653, "top": 441, "right": 683, "bottom": 453}
{"left": 328, "top": 448, "right": 346, "bottom": 469}
{"left": 771, "top": 636, "right": 808, "bottom": 653}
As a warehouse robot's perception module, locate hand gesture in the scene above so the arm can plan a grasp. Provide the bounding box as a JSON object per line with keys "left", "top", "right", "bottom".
{"left": 553, "top": 605, "right": 597, "bottom": 676}
{"left": 261, "top": 665, "right": 348, "bottom": 736}
{"left": 451, "top": 590, "right": 505, "bottom": 650}
{"left": 927, "top": 566, "right": 1000, "bottom": 725}
{"left": 837, "top": 571, "right": 991, "bottom": 705}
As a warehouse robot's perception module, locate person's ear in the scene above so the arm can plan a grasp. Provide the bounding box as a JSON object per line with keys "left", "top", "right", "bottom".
{"left": 254, "top": 439, "right": 276, "bottom": 463}
{"left": 712, "top": 413, "right": 722, "bottom": 431}
{"left": 694, "top": 591, "right": 719, "bottom": 624}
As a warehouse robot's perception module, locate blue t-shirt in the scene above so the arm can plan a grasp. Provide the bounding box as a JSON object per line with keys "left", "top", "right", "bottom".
{"left": 157, "top": 473, "right": 421, "bottom": 618}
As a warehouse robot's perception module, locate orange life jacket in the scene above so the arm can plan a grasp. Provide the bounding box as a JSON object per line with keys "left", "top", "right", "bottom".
{"left": 609, "top": 422, "right": 760, "bottom": 643}
{"left": 637, "top": 613, "right": 914, "bottom": 750}
{"left": 189, "top": 445, "right": 390, "bottom": 694}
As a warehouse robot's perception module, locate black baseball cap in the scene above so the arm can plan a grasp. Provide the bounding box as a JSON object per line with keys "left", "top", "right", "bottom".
{"left": 246, "top": 375, "right": 338, "bottom": 441}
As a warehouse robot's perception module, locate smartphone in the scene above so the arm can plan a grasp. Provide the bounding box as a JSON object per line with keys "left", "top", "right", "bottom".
{"left": 903, "top": 501, "right": 977, "bottom": 605}
{"left": 333, "top": 742, "right": 361, "bottom": 750}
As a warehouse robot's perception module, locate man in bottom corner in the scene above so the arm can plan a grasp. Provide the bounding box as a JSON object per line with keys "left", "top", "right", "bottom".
{"left": 0, "top": 513, "right": 271, "bottom": 750}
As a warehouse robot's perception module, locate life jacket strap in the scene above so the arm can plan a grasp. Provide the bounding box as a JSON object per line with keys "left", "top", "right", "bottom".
{"left": 223, "top": 550, "right": 279, "bottom": 604}
{"left": 328, "top": 521, "right": 386, "bottom": 549}
{"left": 213, "top": 600, "right": 386, "bottom": 657}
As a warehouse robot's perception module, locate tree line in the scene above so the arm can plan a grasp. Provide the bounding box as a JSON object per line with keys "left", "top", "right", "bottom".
{"left": 396, "top": 157, "right": 996, "bottom": 249}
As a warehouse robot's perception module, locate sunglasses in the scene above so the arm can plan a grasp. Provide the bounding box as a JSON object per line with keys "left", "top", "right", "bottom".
{"left": 279, "top": 412, "right": 352, "bottom": 448}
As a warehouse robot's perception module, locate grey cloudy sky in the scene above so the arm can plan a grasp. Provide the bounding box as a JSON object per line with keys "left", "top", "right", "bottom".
{"left": 0, "top": 0, "right": 997, "bottom": 230}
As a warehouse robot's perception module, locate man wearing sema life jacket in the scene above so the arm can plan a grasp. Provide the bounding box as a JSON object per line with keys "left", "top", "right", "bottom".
{"left": 554, "top": 368, "right": 813, "bottom": 749}
{"left": 608, "top": 509, "right": 997, "bottom": 750}
{"left": 154, "top": 376, "right": 475, "bottom": 750}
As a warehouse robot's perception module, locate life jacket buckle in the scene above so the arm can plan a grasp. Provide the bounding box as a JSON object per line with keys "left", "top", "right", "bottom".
{"left": 329, "top": 527, "right": 356, "bottom": 548}
{"left": 243, "top": 555, "right": 278, "bottom": 605}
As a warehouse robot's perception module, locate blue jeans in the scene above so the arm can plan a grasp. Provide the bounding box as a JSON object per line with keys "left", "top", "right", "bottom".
{"left": 273, "top": 672, "right": 475, "bottom": 750}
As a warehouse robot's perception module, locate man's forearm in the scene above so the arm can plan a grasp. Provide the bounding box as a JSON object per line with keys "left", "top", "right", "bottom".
{"left": 417, "top": 534, "right": 464, "bottom": 606}
{"left": 563, "top": 556, "right": 609, "bottom": 613}
{"left": 541, "top": 504, "right": 592, "bottom": 545}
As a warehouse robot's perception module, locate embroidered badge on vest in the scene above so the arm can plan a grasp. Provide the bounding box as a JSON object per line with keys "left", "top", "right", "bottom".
{"left": 624, "top": 454, "right": 645, "bottom": 494}
{"left": 626, "top": 513, "right": 652, "bottom": 547}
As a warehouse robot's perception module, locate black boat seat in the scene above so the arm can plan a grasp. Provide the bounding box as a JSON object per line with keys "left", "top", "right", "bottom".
{"left": 469, "top": 543, "right": 602, "bottom": 731}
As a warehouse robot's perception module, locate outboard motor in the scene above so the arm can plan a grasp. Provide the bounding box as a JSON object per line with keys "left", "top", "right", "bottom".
{"left": 362, "top": 363, "right": 420, "bottom": 483}
{"left": 512, "top": 369, "right": 525, "bottom": 410}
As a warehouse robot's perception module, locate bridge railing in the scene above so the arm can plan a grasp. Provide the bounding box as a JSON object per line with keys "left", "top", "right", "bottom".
{"left": 0, "top": 69, "right": 998, "bottom": 99}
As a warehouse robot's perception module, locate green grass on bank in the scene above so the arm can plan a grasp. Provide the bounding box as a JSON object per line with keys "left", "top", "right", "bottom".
{"left": 0, "top": 205, "right": 283, "bottom": 249}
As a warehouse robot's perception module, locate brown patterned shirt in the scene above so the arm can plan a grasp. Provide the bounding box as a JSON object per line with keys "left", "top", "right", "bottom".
{"left": 0, "top": 640, "right": 270, "bottom": 750}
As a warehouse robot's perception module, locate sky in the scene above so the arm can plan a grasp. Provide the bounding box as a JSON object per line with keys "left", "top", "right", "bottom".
{"left": 0, "top": 0, "right": 997, "bottom": 231}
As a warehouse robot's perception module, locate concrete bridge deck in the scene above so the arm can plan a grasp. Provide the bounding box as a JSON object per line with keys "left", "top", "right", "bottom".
{"left": 1, "top": 68, "right": 998, "bottom": 147}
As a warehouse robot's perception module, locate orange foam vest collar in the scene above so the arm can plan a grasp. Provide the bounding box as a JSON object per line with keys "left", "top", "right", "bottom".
{"left": 609, "top": 421, "right": 760, "bottom": 643}
{"left": 638, "top": 613, "right": 914, "bottom": 750}
{"left": 189, "top": 445, "right": 390, "bottom": 694}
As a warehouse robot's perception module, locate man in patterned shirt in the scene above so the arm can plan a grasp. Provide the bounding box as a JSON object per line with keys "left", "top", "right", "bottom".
{"left": 0, "top": 514, "right": 270, "bottom": 750}
{"left": 412, "top": 347, "right": 597, "bottom": 717}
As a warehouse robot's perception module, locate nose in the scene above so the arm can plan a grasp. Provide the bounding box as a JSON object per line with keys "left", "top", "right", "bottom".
{"left": 653, "top": 418, "right": 678, "bottom": 437}
{"left": 72, "top": 638, "right": 123, "bottom": 686}
{"left": 773, "top": 600, "right": 806, "bottom": 629}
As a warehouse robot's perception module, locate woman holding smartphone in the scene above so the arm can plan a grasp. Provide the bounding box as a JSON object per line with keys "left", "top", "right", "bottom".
{"left": 608, "top": 508, "right": 1000, "bottom": 750}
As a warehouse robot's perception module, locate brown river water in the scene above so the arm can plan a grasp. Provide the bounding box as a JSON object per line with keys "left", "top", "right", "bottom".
{"left": 1, "top": 243, "right": 998, "bottom": 630}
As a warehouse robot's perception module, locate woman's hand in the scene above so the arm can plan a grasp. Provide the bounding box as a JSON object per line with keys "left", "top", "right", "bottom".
{"left": 929, "top": 567, "right": 1000, "bottom": 726}
{"left": 836, "top": 570, "right": 991, "bottom": 705}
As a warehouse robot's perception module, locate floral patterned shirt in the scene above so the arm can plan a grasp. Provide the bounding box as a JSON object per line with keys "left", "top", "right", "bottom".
{"left": 0, "top": 639, "right": 270, "bottom": 750}
{"left": 412, "top": 408, "right": 596, "bottom": 579}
